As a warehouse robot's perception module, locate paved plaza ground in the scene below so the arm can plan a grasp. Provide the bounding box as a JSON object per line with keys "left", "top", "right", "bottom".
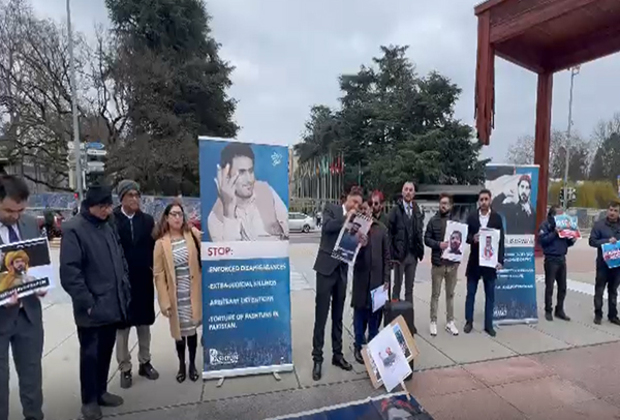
{"left": 8, "top": 238, "right": 620, "bottom": 420}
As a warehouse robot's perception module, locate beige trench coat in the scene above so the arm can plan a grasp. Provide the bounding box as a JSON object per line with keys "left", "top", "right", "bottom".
{"left": 153, "top": 228, "right": 202, "bottom": 341}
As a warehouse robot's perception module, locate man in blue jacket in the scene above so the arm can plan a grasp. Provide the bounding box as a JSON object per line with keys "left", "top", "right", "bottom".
{"left": 589, "top": 201, "right": 620, "bottom": 326}
{"left": 538, "top": 205, "right": 575, "bottom": 322}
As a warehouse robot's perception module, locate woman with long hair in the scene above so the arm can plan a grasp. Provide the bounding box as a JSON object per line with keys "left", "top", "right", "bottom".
{"left": 153, "top": 201, "right": 202, "bottom": 382}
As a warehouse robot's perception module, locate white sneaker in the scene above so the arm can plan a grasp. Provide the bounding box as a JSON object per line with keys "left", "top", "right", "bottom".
{"left": 430, "top": 322, "right": 438, "bottom": 336}
{"left": 446, "top": 321, "right": 459, "bottom": 336}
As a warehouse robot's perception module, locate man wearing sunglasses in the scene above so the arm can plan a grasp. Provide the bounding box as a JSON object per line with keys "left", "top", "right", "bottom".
{"left": 370, "top": 190, "right": 388, "bottom": 227}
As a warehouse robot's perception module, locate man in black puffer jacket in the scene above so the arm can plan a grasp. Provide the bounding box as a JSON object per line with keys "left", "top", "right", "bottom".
{"left": 424, "top": 193, "right": 460, "bottom": 337}
{"left": 60, "top": 185, "right": 131, "bottom": 420}
{"left": 538, "top": 205, "right": 575, "bottom": 322}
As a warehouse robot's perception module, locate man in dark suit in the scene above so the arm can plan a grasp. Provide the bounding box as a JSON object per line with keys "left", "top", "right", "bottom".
{"left": 0, "top": 175, "right": 45, "bottom": 420}
{"left": 464, "top": 189, "right": 505, "bottom": 337}
{"left": 311, "top": 186, "right": 364, "bottom": 381}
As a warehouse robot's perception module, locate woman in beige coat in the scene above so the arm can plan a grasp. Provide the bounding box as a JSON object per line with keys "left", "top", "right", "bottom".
{"left": 153, "top": 201, "right": 202, "bottom": 382}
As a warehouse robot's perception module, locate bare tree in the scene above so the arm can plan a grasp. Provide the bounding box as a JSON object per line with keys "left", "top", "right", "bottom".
{"left": 0, "top": 0, "right": 90, "bottom": 190}
{"left": 592, "top": 112, "right": 620, "bottom": 147}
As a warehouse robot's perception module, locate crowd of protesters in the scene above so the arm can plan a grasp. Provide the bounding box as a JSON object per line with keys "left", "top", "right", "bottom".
{"left": 1, "top": 174, "right": 203, "bottom": 420}
{"left": 2, "top": 172, "right": 620, "bottom": 419}
{"left": 310, "top": 181, "right": 620, "bottom": 380}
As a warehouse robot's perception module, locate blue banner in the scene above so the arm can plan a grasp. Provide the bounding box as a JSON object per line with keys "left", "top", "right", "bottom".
{"left": 269, "top": 393, "right": 434, "bottom": 420}
{"left": 486, "top": 164, "right": 539, "bottom": 324}
{"left": 602, "top": 243, "right": 620, "bottom": 269}
{"left": 199, "top": 136, "right": 293, "bottom": 378}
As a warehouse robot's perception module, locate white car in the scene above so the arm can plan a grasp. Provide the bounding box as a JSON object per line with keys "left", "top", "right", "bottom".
{"left": 288, "top": 212, "right": 315, "bottom": 233}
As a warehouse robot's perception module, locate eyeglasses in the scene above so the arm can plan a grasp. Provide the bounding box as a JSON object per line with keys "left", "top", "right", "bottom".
{"left": 168, "top": 212, "right": 184, "bottom": 219}
{"left": 372, "top": 201, "right": 381, "bottom": 206}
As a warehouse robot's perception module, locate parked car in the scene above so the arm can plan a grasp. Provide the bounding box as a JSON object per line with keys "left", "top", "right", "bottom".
{"left": 288, "top": 212, "right": 315, "bottom": 233}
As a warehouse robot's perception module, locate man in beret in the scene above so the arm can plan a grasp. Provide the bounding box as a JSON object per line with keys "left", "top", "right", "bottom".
{"left": 60, "top": 184, "right": 131, "bottom": 420}
{"left": 112, "top": 180, "right": 159, "bottom": 389}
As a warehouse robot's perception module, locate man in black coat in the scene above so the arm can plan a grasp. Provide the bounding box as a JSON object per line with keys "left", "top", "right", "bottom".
{"left": 388, "top": 182, "right": 424, "bottom": 329}
{"left": 589, "top": 201, "right": 620, "bottom": 326}
{"left": 311, "top": 187, "right": 364, "bottom": 381}
{"left": 60, "top": 185, "right": 131, "bottom": 420}
{"left": 464, "top": 189, "right": 505, "bottom": 337}
{"left": 351, "top": 200, "right": 390, "bottom": 364}
{"left": 538, "top": 205, "right": 575, "bottom": 322}
{"left": 112, "top": 180, "right": 159, "bottom": 389}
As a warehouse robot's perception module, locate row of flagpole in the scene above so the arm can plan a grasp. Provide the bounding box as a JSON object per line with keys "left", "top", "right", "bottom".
{"left": 293, "top": 153, "right": 345, "bottom": 204}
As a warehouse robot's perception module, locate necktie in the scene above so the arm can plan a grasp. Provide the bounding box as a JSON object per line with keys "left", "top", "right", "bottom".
{"left": 7, "top": 225, "right": 19, "bottom": 243}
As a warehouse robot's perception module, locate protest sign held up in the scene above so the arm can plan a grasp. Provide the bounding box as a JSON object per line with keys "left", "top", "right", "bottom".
{"left": 0, "top": 238, "right": 54, "bottom": 306}
{"left": 555, "top": 214, "right": 581, "bottom": 239}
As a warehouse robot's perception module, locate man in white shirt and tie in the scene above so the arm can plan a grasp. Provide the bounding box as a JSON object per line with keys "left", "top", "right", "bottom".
{"left": 0, "top": 175, "right": 45, "bottom": 420}
{"left": 388, "top": 182, "right": 425, "bottom": 332}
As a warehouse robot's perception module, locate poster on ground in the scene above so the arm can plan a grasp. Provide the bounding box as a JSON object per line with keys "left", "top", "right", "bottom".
{"left": 199, "top": 136, "right": 293, "bottom": 379}
{"left": 0, "top": 238, "right": 53, "bottom": 306}
{"left": 363, "top": 315, "right": 418, "bottom": 389}
{"left": 331, "top": 212, "right": 372, "bottom": 264}
{"left": 485, "top": 164, "right": 539, "bottom": 325}
{"left": 441, "top": 221, "right": 467, "bottom": 263}
{"left": 266, "top": 392, "right": 434, "bottom": 420}
{"left": 602, "top": 243, "right": 620, "bottom": 269}
{"left": 554, "top": 214, "right": 581, "bottom": 239}
{"left": 367, "top": 323, "right": 412, "bottom": 392}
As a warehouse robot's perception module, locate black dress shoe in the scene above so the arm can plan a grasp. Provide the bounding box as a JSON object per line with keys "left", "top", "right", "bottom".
{"left": 81, "top": 403, "right": 102, "bottom": 420}
{"left": 609, "top": 317, "right": 620, "bottom": 326}
{"left": 464, "top": 322, "right": 473, "bottom": 334}
{"left": 485, "top": 327, "right": 496, "bottom": 337}
{"left": 555, "top": 311, "right": 570, "bottom": 321}
{"left": 332, "top": 356, "right": 353, "bottom": 371}
{"left": 98, "top": 392, "right": 124, "bottom": 407}
{"left": 312, "top": 362, "right": 322, "bottom": 381}
{"left": 594, "top": 316, "right": 602, "bottom": 325}
{"left": 545, "top": 312, "right": 553, "bottom": 321}
{"left": 353, "top": 348, "right": 364, "bottom": 364}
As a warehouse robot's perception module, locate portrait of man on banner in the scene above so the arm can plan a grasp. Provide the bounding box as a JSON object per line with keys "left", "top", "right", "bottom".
{"left": 487, "top": 173, "right": 536, "bottom": 235}
{"left": 207, "top": 142, "right": 289, "bottom": 242}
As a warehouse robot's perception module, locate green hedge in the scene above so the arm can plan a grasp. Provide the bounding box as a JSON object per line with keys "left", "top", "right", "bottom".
{"left": 548, "top": 181, "right": 618, "bottom": 209}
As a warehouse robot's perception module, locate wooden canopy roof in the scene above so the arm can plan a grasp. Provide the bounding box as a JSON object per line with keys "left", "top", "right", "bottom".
{"left": 474, "top": 0, "right": 620, "bottom": 144}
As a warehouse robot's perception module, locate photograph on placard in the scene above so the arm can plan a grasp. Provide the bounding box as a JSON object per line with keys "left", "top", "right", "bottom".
{"left": 479, "top": 228, "right": 500, "bottom": 268}
{"left": 331, "top": 212, "right": 372, "bottom": 264}
{"left": 0, "top": 238, "right": 53, "bottom": 306}
{"left": 441, "top": 221, "right": 468, "bottom": 263}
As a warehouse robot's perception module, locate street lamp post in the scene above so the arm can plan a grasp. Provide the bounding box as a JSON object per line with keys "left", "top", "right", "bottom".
{"left": 563, "top": 66, "right": 580, "bottom": 209}
{"left": 67, "top": 0, "right": 83, "bottom": 200}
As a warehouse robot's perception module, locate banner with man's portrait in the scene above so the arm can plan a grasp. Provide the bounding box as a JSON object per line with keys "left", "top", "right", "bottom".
{"left": 485, "top": 164, "right": 539, "bottom": 325}
{"left": 0, "top": 238, "right": 54, "bottom": 306}
{"left": 198, "top": 136, "right": 293, "bottom": 380}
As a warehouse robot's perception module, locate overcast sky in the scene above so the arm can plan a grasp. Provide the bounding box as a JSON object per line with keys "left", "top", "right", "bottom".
{"left": 33, "top": 0, "right": 620, "bottom": 161}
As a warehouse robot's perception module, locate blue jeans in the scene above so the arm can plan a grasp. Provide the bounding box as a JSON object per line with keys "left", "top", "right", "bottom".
{"left": 465, "top": 274, "right": 496, "bottom": 330}
{"left": 353, "top": 308, "right": 382, "bottom": 350}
